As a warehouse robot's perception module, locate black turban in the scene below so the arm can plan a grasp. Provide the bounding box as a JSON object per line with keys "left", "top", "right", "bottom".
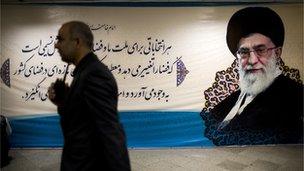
{"left": 226, "top": 7, "right": 285, "bottom": 56}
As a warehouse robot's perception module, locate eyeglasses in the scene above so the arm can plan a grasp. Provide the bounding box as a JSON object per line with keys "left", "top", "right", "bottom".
{"left": 236, "top": 47, "right": 277, "bottom": 59}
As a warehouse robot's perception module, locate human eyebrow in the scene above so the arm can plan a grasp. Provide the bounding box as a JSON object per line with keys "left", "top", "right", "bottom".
{"left": 252, "top": 44, "right": 267, "bottom": 49}
{"left": 56, "top": 35, "right": 63, "bottom": 41}
{"left": 238, "top": 47, "right": 250, "bottom": 51}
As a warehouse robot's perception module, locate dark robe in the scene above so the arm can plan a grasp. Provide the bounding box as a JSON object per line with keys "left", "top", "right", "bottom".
{"left": 58, "top": 52, "right": 130, "bottom": 171}
{"left": 202, "top": 74, "right": 303, "bottom": 145}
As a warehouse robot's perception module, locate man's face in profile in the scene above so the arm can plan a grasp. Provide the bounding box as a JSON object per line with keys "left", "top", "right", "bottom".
{"left": 237, "top": 33, "right": 281, "bottom": 95}
{"left": 55, "top": 25, "right": 76, "bottom": 63}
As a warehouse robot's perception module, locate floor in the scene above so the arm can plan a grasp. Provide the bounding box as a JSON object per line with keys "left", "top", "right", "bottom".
{"left": 2, "top": 145, "right": 303, "bottom": 171}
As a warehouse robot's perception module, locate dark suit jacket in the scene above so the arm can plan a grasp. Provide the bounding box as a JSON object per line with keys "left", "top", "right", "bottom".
{"left": 58, "top": 52, "right": 130, "bottom": 171}
{"left": 202, "top": 74, "right": 303, "bottom": 145}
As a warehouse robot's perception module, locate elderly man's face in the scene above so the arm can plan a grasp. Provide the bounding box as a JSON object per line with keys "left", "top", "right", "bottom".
{"left": 237, "top": 33, "right": 281, "bottom": 95}
{"left": 238, "top": 33, "right": 279, "bottom": 73}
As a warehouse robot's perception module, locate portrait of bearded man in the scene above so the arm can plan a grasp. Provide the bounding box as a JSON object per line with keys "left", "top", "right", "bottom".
{"left": 202, "top": 7, "right": 303, "bottom": 146}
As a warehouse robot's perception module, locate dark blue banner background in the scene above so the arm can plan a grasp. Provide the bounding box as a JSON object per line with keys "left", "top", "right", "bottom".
{"left": 8, "top": 111, "right": 213, "bottom": 148}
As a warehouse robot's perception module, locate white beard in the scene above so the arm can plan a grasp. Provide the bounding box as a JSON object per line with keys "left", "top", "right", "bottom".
{"left": 238, "top": 55, "right": 281, "bottom": 96}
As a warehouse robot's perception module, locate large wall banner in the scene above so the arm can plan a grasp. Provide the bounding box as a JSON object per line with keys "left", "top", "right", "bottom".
{"left": 1, "top": 4, "right": 303, "bottom": 147}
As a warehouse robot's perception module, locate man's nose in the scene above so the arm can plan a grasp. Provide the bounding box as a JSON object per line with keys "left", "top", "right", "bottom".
{"left": 54, "top": 42, "right": 59, "bottom": 49}
{"left": 248, "top": 51, "right": 259, "bottom": 64}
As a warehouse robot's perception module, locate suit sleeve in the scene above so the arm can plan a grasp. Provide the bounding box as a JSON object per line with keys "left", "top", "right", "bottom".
{"left": 83, "top": 68, "right": 130, "bottom": 171}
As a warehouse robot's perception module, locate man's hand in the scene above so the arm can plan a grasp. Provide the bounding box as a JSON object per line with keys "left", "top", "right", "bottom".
{"left": 48, "top": 79, "right": 70, "bottom": 107}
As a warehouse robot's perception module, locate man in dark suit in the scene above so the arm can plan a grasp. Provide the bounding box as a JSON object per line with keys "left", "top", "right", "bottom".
{"left": 48, "top": 21, "right": 130, "bottom": 171}
{"left": 202, "top": 7, "right": 303, "bottom": 145}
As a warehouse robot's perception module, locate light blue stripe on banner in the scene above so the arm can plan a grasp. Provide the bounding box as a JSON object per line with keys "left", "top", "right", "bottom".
{"left": 8, "top": 111, "right": 214, "bottom": 148}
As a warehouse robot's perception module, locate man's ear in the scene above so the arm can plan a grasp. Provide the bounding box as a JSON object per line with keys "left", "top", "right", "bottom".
{"left": 275, "top": 47, "right": 282, "bottom": 58}
{"left": 75, "top": 38, "right": 80, "bottom": 47}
